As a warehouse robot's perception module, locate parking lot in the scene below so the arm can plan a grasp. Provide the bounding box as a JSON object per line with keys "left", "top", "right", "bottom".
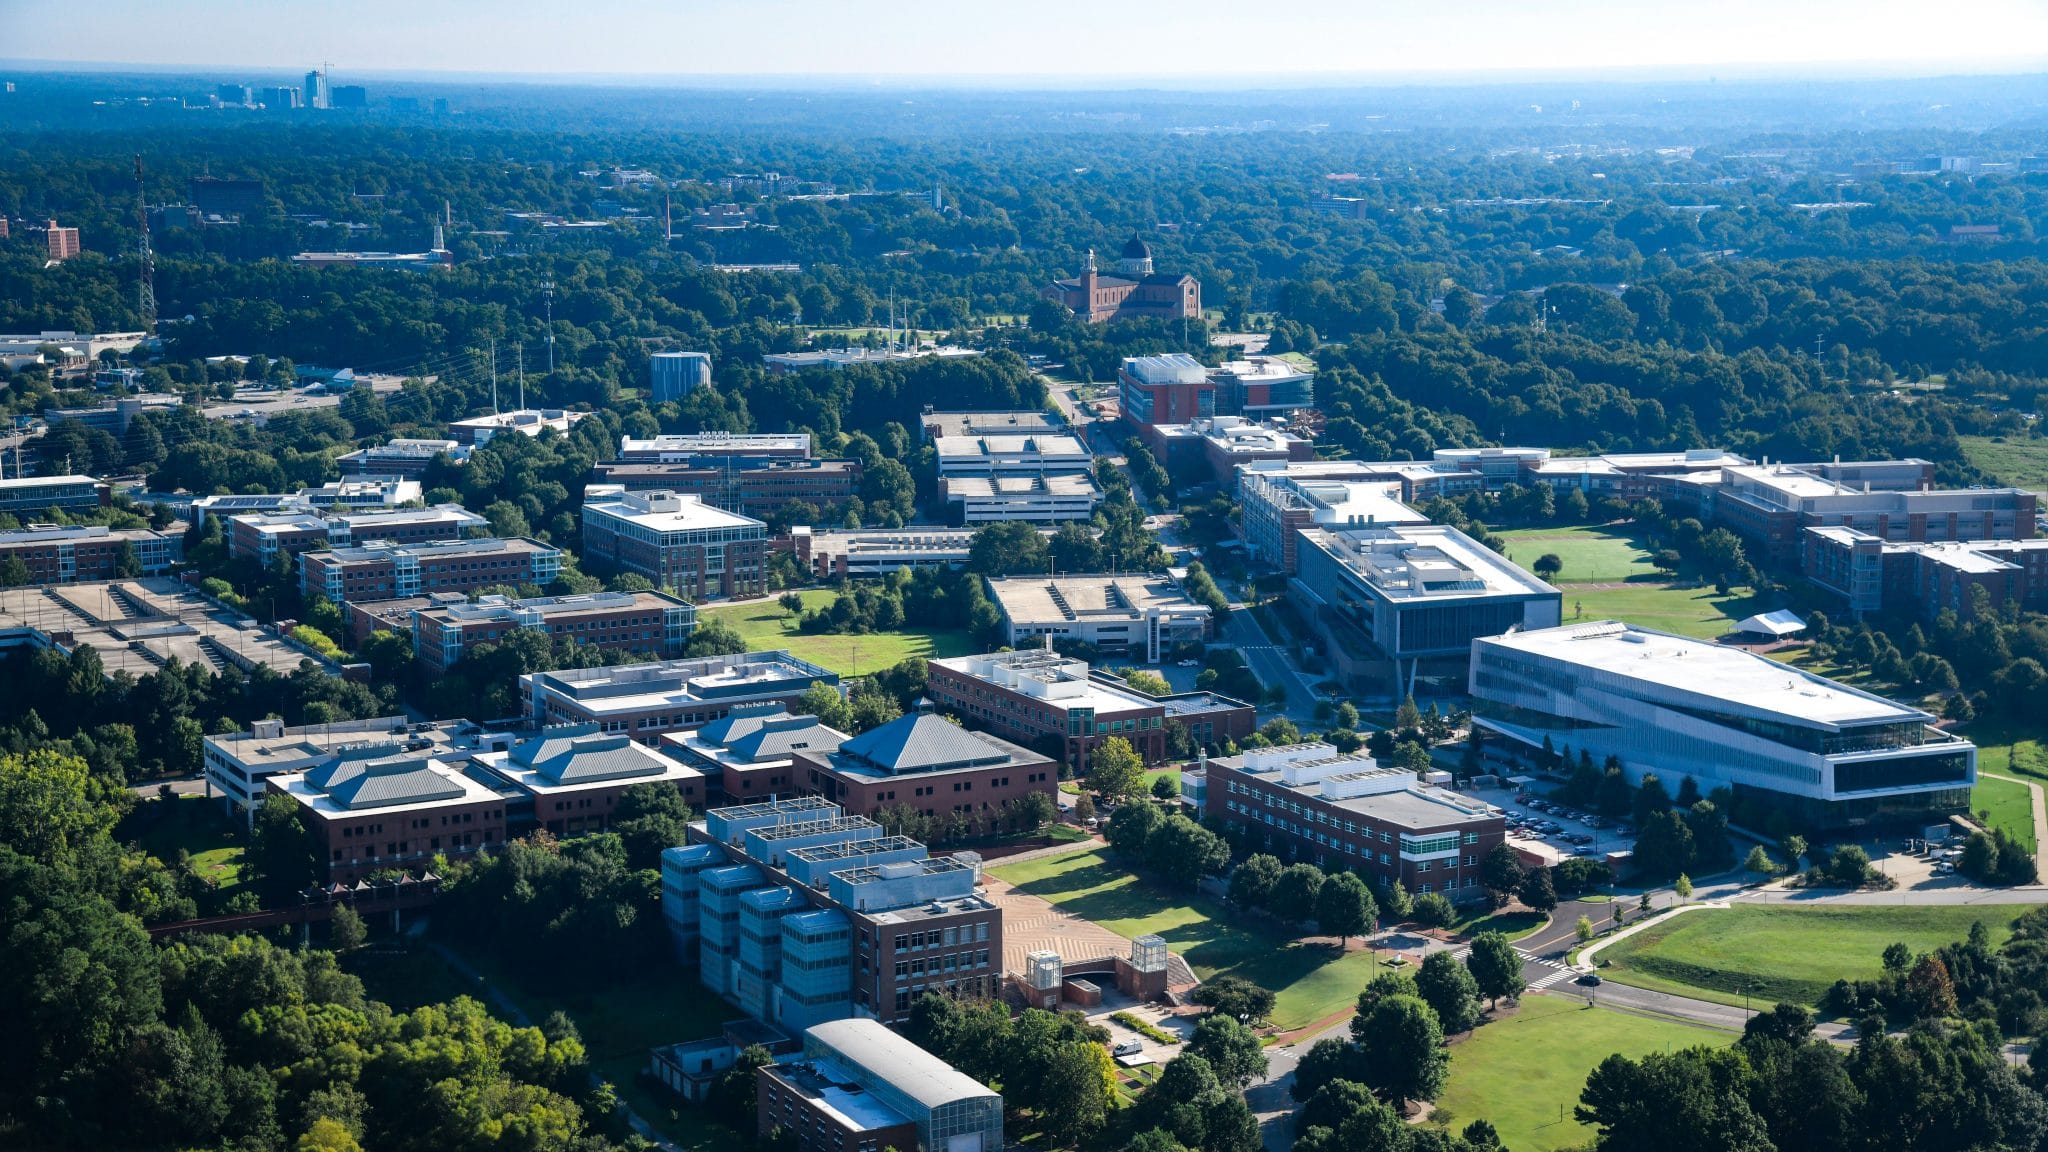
{"left": 1466, "top": 784, "right": 1637, "bottom": 861}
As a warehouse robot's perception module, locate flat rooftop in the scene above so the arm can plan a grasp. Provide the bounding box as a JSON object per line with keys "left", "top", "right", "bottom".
{"left": 1306, "top": 523, "right": 1557, "bottom": 601}
{"left": 526, "top": 651, "right": 836, "bottom": 711}
{"left": 423, "top": 589, "right": 686, "bottom": 625}
{"left": 984, "top": 573, "right": 1211, "bottom": 623}
{"left": 620, "top": 432, "right": 812, "bottom": 454}
{"left": 921, "top": 410, "right": 1066, "bottom": 439}
{"left": 1480, "top": 621, "right": 1933, "bottom": 729}
{"left": 1153, "top": 417, "right": 1304, "bottom": 454}
{"left": 324, "top": 535, "right": 554, "bottom": 563}
{"left": 0, "top": 578, "right": 324, "bottom": 678}
{"left": 934, "top": 432, "right": 1090, "bottom": 461}
{"left": 582, "top": 490, "right": 765, "bottom": 532}
{"left": 944, "top": 473, "right": 1101, "bottom": 499}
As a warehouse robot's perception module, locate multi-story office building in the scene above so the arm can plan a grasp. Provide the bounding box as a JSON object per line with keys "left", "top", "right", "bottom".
{"left": 45, "top": 220, "right": 81, "bottom": 262}
{"left": 790, "top": 709, "right": 1057, "bottom": 823}
{"left": 926, "top": 650, "right": 1254, "bottom": 771}
{"left": 757, "top": 1019, "right": 1003, "bottom": 1152}
{"left": 581, "top": 488, "right": 769, "bottom": 599}
{"left": 1676, "top": 460, "right": 2037, "bottom": 568}
{"left": 983, "top": 573, "right": 1213, "bottom": 663}
{"left": 203, "top": 715, "right": 479, "bottom": 824}
{"left": 1470, "top": 621, "right": 1976, "bottom": 829}
{"left": 448, "top": 407, "right": 587, "bottom": 445}
{"left": 260, "top": 86, "right": 301, "bottom": 110}
{"left": 269, "top": 749, "right": 508, "bottom": 882}
{"left": 0, "top": 524, "right": 182, "bottom": 582}
{"left": 410, "top": 589, "right": 697, "bottom": 674}
{"left": 294, "top": 477, "right": 423, "bottom": 512}
{"left": 1240, "top": 468, "right": 1429, "bottom": 572}
{"left": 665, "top": 796, "right": 1003, "bottom": 1027}
{"left": 649, "top": 351, "right": 713, "bottom": 402}
{"left": 590, "top": 459, "right": 862, "bottom": 518}
{"left": 1805, "top": 527, "right": 2048, "bottom": 618}
{"left": 331, "top": 85, "right": 367, "bottom": 108}
{"left": 1291, "top": 523, "right": 1561, "bottom": 690}
{"left": 1145, "top": 416, "right": 1314, "bottom": 486}
{"left": 941, "top": 472, "right": 1102, "bottom": 524}
{"left": 43, "top": 394, "right": 183, "bottom": 436}
{"left": 0, "top": 475, "right": 107, "bottom": 516}
{"left": 469, "top": 724, "right": 704, "bottom": 836}
{"left": 1197, "top": 742, "right": 1504, "bottom": 902}
{"left": 785, "top": 526, "right": 979, "bottom": 579}
{"left": 523, "top": 651, "right": 839, "bottom": 743}
{"left": 1209, "top": 355, "right": 1315, "bottom": 420}
{"left": 662, "top": 703, "right": 853, "bottom": 801}
{"left": 1120, "top": 353, "right": 1213, "bottom": 429}
{"left": 298, "top": 536, "right": 562, "bottom": 606}
{"left": 215, "top": 83, "right": 251, "bottom": 105}
{"left": 225, "top": 504, "right": 487, "bottom": 562}
{"left": 191, "top": 176, "right": 268, "bottom": 217}
{"left": 620, "top": 432, "right": 812, "bottom": 461}
{"left": 336, "top": 438, "right": 472, "bottom": 477}
{"left": 303, "top": 68, "right": 327, "bottom": 109}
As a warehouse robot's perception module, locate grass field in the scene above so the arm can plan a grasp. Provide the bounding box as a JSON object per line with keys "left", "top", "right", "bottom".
{"left": 1557, "top": 583, "right": 1765, "bottom": 640}
{"left": 990, "top": 846, "right": 1388, "bottom": 1032}
{"left": 1498, "top": 526, "right": 1657, "bottom": 584}
{"left": 1961, "top": 436, "right": 2048, "bottom": 491}
{"left": 1439, "top": 995, "right": 1734, "bottom": 1152}
{"left": 700, "top": 589, "right": 975, "bottom": 676}
{"left": 1598, "top": 904, "right": 2030, "bottom": 1008}
{"left": 1977, "top": 736, "right": 2048, "bottom": 783}
{"left": 1972, "top": 773, "right": 2039, "bottom": 852}
{"left": 122, "top": 794, "right": 247, "bottom": 888}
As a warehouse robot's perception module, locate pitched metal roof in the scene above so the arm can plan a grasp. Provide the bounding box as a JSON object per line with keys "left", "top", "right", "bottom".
{"left": 510, "top": 725, "right": 668, "bottom": 785}
{"left": 306, "top": 755, "right": 465, "bottom": 810}
{"left": 835, "top": 712, "right": 1013, "bottom": 775}
{"left": 804, "top": 1018, "right": 998, "bottom": 1110}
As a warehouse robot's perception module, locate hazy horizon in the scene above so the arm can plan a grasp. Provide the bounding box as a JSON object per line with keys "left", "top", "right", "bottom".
{"left": 6, "top": 0, "right": 2048, "bottom": 84}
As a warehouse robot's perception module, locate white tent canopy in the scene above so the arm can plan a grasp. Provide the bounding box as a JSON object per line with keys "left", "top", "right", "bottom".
{"left": 1735, "top": 608, "right": 1806, "bottom": 637}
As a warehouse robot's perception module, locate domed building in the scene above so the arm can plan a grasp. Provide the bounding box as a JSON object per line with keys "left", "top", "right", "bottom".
{"left": 1041, "top": 234, "right": 1199, "bottom": 324}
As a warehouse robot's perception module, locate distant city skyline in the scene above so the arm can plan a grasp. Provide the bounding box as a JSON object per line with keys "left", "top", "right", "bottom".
{"left": 4, "top": 0, "right": 2047, "bottom": 82}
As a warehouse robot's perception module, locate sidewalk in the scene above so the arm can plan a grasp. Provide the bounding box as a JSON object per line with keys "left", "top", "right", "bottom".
{"left": 1979, "top": 770, "right": 2048, "bottom": 880}
{"left": 1573, "top": 900, "right": 1728, "bottom": 971}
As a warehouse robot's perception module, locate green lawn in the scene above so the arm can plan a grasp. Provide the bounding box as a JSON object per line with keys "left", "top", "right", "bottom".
{"left": 1598, "top": 904, "right": 2030, "bottom": 1008}
{"left": 1961, "top": 435, "right": 2048, "bottom": 491}
{"left": 121, "top": 793, "right": 247, "bottom": 888}
{"left": 1976, "top": 736, "right": 2048, "bottom": 784}
{"left": 1440, "top": 995, "right": 1734, "bottom": 1152}
{"left": 1973, "top": 774, "right": 2039, "bottom": 852}
{"left": 1455, "top": 909, "right": 1550, "bottom": 942}
{"left": 990, "top": 846, "right": 1388, "bottom": 1032}
{"left": 1557, "top": 583, "right": 1765, "bottom": 640}
{"left": 1498, "top": 526, "right": 1658, "bottom": 584}
{"left": 700, "top": 589, "right": 976, "bottom": 677}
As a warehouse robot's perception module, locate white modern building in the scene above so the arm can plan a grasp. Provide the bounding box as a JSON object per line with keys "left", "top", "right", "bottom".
{"left": 449, "top": 408, "right": 587, "bottom": 445}
{"left": 1469, "top": 621, "right": 1976, "bottom": 829}
{"left": 983, "top": 573, "right": 1211, "bottom": 662}
{"left": 932, "top": 431, "right": 1092, "bottom": 478}
{"left": 941, "top": 472, "right": 1101, "bottom": 524}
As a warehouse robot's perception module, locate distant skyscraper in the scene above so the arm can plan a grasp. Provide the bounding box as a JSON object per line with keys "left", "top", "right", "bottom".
{"left": 304, "top": 69, "right": 327, "bottom": 110}
{"left": 649, "top": 352, "right": 713, "bottom": 403}
{"left": 45, "top": 220, "right": 79, "bottom": 262}
{"left": 216, "top": 83, "right": 251, "bottom": 106}
{"left": 332, "top": 85, "right": 367, "bottom": 109}
{"left": 262, "top": 86, "right": 300, "bottom": 110}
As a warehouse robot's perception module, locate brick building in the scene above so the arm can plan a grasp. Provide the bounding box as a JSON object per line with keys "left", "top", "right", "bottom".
{"left": 789, "top": 710, "right": 1057, "bottom": 824}
{"left": 925, "top": 649, "right": 1252, "bottom": 771}
{"left": 757, "top": 1020, "right": 1002, "bottom": 1152}
{"left": 470, "top": 724, "right": 704, "bottom": 835}
{"left": 1194, "top": 742, "right": 1504, "bottom": 903}
{"left": 0, "top": 524, "right": 183, "bottom": 582}
{"left": 336, "top": 438, "right": 472, "bottom": 477}
{"left": 1040, "top": 238, "right": 1200, "bottom": 324}
{"left": 661, "top": 703, "right": 853, "bottom": 802}
{"left": 267, "top": 749, "right": 509, "bottom": 883}
{"left": 410, "top": 589, "right": 697, "bottom": 674}
{"left": 1805, "top": 526, "right": 2048, "bottom": 617}
{"left": 619, "top": 432, "right": 812, "bottom": 461}
{"left": 299, "top": 536, "right": 562, "bottom": 606}
{"left": 581, "top": 488, "right": 769, "bottom": 599}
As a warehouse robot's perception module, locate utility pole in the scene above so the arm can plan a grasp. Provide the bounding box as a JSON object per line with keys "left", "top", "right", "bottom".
{"left": 135, "top": 155, "right": 156, "bottom": 334}
{"left": 489, "top": 339, "right": 499, "bottom": 414}
{"left": 515, "top": 343, "right": 524, "bottom": 411}
{"left": 541, "top": 280, "right": 556, "bottom": 374}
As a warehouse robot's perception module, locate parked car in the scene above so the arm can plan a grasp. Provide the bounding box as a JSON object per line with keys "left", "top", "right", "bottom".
{"left": 1575, "top": 973, "right": 1603, "bottom": 987}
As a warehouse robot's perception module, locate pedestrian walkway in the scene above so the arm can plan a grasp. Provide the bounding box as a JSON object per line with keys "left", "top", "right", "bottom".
{"left": 1520, "top": 947, "right": 1578, "bottom": 990}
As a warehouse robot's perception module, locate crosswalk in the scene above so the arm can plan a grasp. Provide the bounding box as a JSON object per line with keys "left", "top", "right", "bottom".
{"left": 1444, "top": 944, "right": 1579, "bottom": 990}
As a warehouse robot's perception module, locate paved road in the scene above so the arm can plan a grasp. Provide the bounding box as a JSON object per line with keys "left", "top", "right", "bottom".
{"left": 129, "top": 774, "right": 208, "bottom": 798}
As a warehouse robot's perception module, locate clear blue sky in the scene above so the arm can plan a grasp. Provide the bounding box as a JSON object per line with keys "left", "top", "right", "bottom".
{"left": 5, "top": 0, "right": 2046, "bottom": 80}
